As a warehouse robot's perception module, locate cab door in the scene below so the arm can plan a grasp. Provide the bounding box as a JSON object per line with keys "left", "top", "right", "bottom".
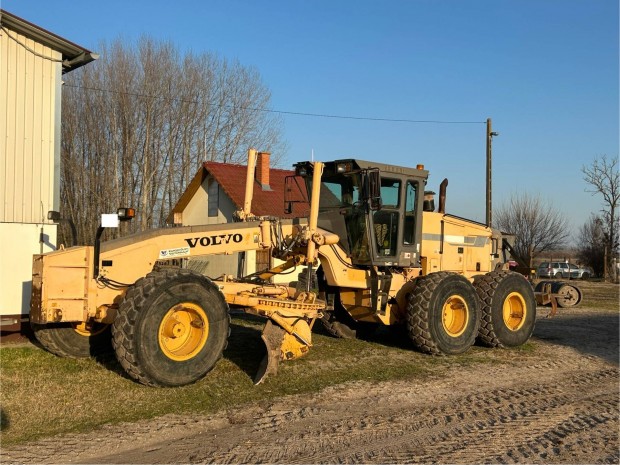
{"left": 400, "top": 179, "right": 422, "bottom": 267}
{"left": 368, "top": 176, "right": 423, "bottom": 268}
{"left": 369, "top": 177, "right": 401, "bottom": 265}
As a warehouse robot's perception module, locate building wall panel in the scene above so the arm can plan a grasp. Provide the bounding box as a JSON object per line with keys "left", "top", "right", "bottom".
{"left": 0, "top": 222, "right": 57, "bottom": 316}
{"left": 0, "top": 27, "right": 61, "bottom": 224}
{"left": 0, "top": 32, "right": 4, "bottom": 220}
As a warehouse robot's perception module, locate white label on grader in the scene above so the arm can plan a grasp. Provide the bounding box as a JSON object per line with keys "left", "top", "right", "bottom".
{"left": 159, "top": 247, "right": 191, "bottom": 259}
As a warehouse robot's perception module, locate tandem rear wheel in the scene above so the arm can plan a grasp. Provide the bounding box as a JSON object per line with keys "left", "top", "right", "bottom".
{"left": 112, "top": 269, "right": 230, "bottom": 387}
{"left": 474, "top": 270, "right": 536, "bottom": 347}
{"left": 406, "top": 272, "right": 481, "bottom": 355}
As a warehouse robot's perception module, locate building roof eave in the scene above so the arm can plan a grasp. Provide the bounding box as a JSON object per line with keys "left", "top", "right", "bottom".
{"left": 0, "top": 9, "right": 98, "bottom": 73}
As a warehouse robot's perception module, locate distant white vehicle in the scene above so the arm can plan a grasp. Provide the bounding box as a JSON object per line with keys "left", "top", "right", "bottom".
{"left": 537, "top": 262, "right": 592, "bottom": 279}
{"left": 569, "top": 264, "right": 593, "bottom": 280}
{"left": 537, "top": 262, "right": 571, "bottom": 278}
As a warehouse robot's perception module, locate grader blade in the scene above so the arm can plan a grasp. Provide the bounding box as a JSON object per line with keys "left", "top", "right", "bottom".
{"left": 254, "top": 320, "right": 286, "bottom": 385}
{"left": 254, "top": 316, "right": 314, "bottom": 385}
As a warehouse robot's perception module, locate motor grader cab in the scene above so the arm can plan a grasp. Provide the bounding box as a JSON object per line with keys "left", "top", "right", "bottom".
{"left": 292, "top": 159, "right": 425, "bottom": 269}
{"left": 30, "top": 149, "right": 537, "bottom": 387}
{"left": 287, "top": 160, "right": 427, "bottom": 321}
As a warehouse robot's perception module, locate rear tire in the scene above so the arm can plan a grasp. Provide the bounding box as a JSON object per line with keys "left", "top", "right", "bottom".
{"left": 406, "top": 272, "right": 480, "bottom": 355}
{"left": 474, "top": 271, "right": 536, "bottom": 347}
{"left": 112, "top": 269, "right": 230, "bottom": 387}
{"left": 32, "top": 322, "right": 111, "bottom": 358}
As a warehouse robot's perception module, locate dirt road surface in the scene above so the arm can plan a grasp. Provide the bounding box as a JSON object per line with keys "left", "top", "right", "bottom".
{"left": 2, "top": 306, "right": 618, "bottom": 464}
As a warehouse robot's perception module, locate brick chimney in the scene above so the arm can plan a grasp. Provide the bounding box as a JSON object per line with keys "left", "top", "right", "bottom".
{"left": 256, "top": 151, "right": 271, "bottom": 190}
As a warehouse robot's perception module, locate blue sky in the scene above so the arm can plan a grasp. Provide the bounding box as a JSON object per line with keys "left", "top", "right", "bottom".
{"left": 3, "top": 0, "right": 618, "bottom": 240}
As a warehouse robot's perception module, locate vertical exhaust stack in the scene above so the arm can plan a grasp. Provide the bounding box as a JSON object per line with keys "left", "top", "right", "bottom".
{"left": 438, "top": 178, "right": 448, "bottom": 214}
{"left": 305, "top": 161, "right": 324, "bottom": 266}
{"left": 240, "top": 148, "right": 258, "bottom": 220}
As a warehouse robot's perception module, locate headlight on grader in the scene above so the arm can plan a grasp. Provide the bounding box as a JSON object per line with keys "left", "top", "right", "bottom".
{"left": 117, "top": 207, "right": 136, "bottom": 221}
{"left": 335, "top": 162, "right": 353, "bottom": 173}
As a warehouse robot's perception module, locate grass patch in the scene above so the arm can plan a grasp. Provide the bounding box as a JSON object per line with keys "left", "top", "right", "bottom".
{"left": 533, "top": 279, "right": 619, "bottom": 312}
{"left": 0, "top": 314, "right": 539, "bottom": 446}
{"left": 510, "top": 341, "right": 537, "bottom": 353}
{"left": 572, "top": 280, "right": 619, "bottom": 312}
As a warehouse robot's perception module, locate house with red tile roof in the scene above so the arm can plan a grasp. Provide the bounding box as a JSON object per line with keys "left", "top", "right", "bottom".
{"left": 167, "top": 152, "right": 309, "bottom": 279}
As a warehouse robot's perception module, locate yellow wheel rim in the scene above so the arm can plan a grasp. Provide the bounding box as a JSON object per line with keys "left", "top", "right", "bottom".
{"left": 73, "top": 322, "right": 108, "bottom": 337}
{"left": 158, "top": 303, "right": 209, "bottom": 361}
{"left": 503, "top": 292, "right": 527, "bottom": 331}
{"left": 442, "top": 295, "right": 469, "bottom": 337}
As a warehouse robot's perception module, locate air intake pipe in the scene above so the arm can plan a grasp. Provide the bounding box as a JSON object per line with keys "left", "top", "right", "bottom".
{"left": 438, "top": 178, "right": 448, "bottom": 214}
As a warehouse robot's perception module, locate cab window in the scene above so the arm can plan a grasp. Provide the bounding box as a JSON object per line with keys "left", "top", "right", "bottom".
{"left": 380, "top": 178, "right": 400, "bottom": 207}
{"left": 403, "top": 180, "right": 418, "bottom": 245}
{"left": 372, "top": 178, "right": 400, "bottom": 256}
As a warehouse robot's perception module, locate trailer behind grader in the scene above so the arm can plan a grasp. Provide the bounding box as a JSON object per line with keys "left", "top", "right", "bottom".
{"left": 30, "top": 149, "right": 539, "bottom": 386}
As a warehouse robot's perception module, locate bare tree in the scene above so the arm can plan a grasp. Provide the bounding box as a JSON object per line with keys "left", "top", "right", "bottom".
{"left": 576, "top": 214, "right": 606, "bottom": 278}
{"left": 59, "top": 37, "right": 286, "bottom": 245}
{"left": 494, "top": 193, "right": 570, "bottom": 266}
{"left": 581, "top": 154, "right": 619, "bottom": 278}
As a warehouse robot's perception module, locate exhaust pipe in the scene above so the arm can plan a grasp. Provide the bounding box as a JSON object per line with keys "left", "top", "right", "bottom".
{"left": 242, "top": 148, "right": 258, "bottom": 218}
{"left": 438, "top": 178, "right": 448, "bottom": 214}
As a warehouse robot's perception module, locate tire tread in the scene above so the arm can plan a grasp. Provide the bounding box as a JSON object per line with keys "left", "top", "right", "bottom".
{"left": 112, "top": 269, "right": 230, "bottom": 387}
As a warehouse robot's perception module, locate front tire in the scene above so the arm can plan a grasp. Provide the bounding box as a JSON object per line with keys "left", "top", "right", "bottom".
{"left": 406, "top": 272, "right": 480, "bottom": 355}
{"left": 474, "top": 271, "right": 536, "bottom": 347}
{"left": 112, "top": 269, "right": 230, "bottom": 387}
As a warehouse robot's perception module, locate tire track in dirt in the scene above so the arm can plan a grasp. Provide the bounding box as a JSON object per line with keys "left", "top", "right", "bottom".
{"left": 209, "top": 368, "right": 617, "bottom": 464}
{"left": 71, "top": 362, "right": 617, "bottom": 463}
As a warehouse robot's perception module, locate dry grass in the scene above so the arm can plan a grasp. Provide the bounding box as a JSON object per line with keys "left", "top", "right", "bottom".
{"left": 567, "top": 279, "right": 619, "bottom": 312}
{"left": 0, "top": 280, "right": 616, "bottom": 446}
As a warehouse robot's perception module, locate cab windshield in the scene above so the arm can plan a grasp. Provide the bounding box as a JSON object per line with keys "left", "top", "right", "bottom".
{"left": 313, "top": 172, "right": 363, "bottom": 211}
{"left": 304, "top": 170, "right": 368, "bottom": 260}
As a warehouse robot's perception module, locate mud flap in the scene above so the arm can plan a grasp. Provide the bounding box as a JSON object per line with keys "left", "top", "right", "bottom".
{"left": 254, "top": 320, "right": 286, "bottom": 385}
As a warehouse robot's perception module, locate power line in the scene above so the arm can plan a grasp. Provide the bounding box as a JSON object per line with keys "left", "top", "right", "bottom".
{"left": 253, "top": 107, "right": 484, "bottom": 124}
{"left": 63, "top": 83, "right": 485, "bottom": 125}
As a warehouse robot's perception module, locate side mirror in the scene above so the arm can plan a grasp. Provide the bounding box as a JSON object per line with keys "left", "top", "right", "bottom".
{"left": 283, "top": 175, "right": 307, "bottom": 215}
{"left": 101, "top": 214, "right": 120, "bottom": 228}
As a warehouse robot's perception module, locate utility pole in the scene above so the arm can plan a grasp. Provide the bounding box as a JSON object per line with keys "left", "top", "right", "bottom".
{"left": 486, "top": 118, "right": 498, "bottom": 227}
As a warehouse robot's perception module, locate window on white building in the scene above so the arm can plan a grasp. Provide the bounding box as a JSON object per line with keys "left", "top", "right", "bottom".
{"left": 208, "top": 178, "right": 219, "bottom": 217}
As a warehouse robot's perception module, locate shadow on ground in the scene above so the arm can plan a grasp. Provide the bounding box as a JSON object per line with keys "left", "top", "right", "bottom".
{"left": 1, "top": 409, "right": 9, "bottom": 432}
{"left": 223, "top": 314, "right": 266, "bottom": 381}
{"left": 533, "top": 312, "right": 619, "bottom": 365}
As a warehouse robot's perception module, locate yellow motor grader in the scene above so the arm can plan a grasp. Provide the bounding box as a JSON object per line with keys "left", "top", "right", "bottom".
{"left": 30, "top": 149, "right": 536, "bottom": 386}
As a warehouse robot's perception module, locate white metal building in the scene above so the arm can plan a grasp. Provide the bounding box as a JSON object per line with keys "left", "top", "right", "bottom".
{"left": 0, "top": 10, "right": 97, "bottom": 327}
